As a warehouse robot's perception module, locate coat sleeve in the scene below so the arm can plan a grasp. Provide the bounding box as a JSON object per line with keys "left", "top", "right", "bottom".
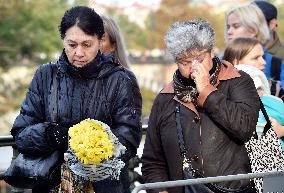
{"left": 141, "top": 95, "right": 169, "bottom": 193}
{"left": 111, "top": 72, "right": 142, "bottom": 161}
{"left": 11, "top": 65, "right": 55, "bottom": 155}
{"left": 201, "top": 72, "right": 260, "bottom": 142}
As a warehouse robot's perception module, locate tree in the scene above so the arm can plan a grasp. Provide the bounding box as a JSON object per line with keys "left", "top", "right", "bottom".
{"left": 117, "top": 15, "right": 148, "bottom": 51}
{"left": 0, "top": 0, "right": 69, "bottom": 68}
{"left": 144, "top": 0, "right": 226, "bottom": 52}
{"left": 145, "top": 0, "right": 191, "bottom": 49}
{"left": 102, "top": 7, "right": 148, "bottom": 51}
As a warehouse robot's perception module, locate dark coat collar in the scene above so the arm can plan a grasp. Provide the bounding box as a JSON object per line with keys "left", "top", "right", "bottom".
{"left": 58, "top": 51, "right": 122, "bottom": 79}
{"left": 160, "top": 60, "right": 240, "bottom": 114}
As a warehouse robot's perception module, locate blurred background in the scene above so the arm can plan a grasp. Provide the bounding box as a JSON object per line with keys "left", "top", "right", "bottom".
{"left": 0, "top": 0, "right": 284, "bottom": 190}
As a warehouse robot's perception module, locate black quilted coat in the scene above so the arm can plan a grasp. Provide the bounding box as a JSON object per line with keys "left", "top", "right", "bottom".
{"left": 11, "top": 51, "right": 142, "bottom": 162}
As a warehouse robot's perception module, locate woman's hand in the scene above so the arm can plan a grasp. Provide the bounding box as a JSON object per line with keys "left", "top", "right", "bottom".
{"left": 270, "top": 117, "right": 284, "bottom": 138}
{"left": 191, "top": 60, "right": 211, "bottom": 93}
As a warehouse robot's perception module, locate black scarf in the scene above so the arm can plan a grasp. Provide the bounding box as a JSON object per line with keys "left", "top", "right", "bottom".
{"left": 61, "top": 50, "right": 104, "bottom": 79}
{"left": 173, "top": 57, "right": 221, "bottom": 104}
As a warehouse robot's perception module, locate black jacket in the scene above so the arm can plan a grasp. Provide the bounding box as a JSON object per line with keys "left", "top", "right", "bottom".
{"left": 11, "top": 51, "right": 142, "bottom": 161}
{"left": 141, "top": 61, "right": 259, "bottom": 193}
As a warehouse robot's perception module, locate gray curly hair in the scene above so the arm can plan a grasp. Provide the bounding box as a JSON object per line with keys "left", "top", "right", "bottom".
{"left": 165, "top": 18, "right": 215, "bottom": 60}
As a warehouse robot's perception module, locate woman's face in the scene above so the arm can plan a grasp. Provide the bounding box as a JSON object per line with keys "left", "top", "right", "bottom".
{"left": 63, "top": 25, "right": 101, "bottom": 68}
{"left": 226, "top": 13, "right": 256, "bottom": 43}
{"left": 238, "top": 43, "right": 266, "bottom": 71}
{"left": 176, "top": 50, "right": 214, "bottom": 79}
{"left": 100, "top": 32, "right": 116, "bottom": 55}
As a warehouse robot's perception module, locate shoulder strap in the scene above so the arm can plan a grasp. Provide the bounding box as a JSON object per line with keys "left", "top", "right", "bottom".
{"left": 271, "top": 56, "right": 282, "bottom": 80}
{"left": 175, "top": 104, "right": 187, "bottom": 157}
{"left": 259, "top": 97, "right": 272, "bottom": 135}
{"left": 50, "top": 63, "right": 58, "bottom": 123}
{"left": 270, "top": 56, "right": 282, "bottom": 96}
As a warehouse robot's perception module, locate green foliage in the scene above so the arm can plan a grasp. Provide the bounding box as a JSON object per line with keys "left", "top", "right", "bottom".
{"left": 103, "top": 7, "right": 148, "bottom": 51}
{"left": 144, "top": 0, "right": 190, "bottom": 49}
{"left": 0, "top": 0, "right": 69, "bottom": 68}
{"left": 117, "top": 15, "right": 148, "bottom": 50}
{"left": 144, "top": 0, "right": 226, "bottom": 51}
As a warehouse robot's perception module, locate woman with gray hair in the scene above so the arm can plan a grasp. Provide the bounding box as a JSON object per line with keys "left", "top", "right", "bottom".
{"left": 141, "top": 18, "right": 258, "bottom": 193}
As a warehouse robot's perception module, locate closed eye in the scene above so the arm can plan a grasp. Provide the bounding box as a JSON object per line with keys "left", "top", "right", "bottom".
{"left": 82, "top": 43, "right": 92, "bottom": 48}
{"left": 68, "top": 44, "right": 77, "bottom": 48}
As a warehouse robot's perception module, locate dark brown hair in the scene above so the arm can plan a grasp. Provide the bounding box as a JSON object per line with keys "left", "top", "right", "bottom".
{"left": 223, "top": 37, "right": 261, "bottom": 64}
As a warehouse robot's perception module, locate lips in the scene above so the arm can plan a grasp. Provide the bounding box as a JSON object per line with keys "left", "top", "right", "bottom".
{"left": 74, "top": 60, "right": 86, "bottom": 63}
{"left": 72, "top": 60, "right": 87, "bottom": 67}
{"left": 73, "top": 60, "right": 87, "bottom": 65}
{"left": 227, "top": 37, "right": 233, "bottom": 41}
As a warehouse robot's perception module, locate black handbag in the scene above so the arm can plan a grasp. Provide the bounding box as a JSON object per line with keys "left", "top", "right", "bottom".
{"left": 4, "top": 64, "right": 63, "bottom": 189}
{"left": 3, "top": 150, "right": 63, "bottom": 189}
{"left": 175, "top": 104, "right": 256, "bottom": 193}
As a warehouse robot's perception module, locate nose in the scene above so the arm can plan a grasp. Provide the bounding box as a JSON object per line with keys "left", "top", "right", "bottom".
{"left": 75, "top": 46, "right": 84, "bottom": 57}
{"left": 227, "top": 26, "right": 233, "bottom": 37}
{"left": 260, "top": 57, "right": 266, "bottom": 70}
{"left": 190, "top": 61, "right": 198, "bottom": 73}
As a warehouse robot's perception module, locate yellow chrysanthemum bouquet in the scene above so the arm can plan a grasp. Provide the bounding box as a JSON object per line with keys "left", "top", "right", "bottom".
{"left": 65, "top": 119, "right": 126, "bottom": 183}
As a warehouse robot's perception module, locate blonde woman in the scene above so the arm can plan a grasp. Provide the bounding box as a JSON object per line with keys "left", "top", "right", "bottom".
{"left": 225, "top": 3, "right": 284, "bottom": 99}
{"left": 225, "top": 3, "right": 269, "bottom": 44}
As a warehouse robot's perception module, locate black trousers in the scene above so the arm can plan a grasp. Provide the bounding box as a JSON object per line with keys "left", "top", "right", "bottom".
{"left": 32, "top": 186, "right": 50, "bottom": 193}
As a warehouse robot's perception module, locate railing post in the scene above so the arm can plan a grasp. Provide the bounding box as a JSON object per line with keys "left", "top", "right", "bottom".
{"left": 10, "top": 146, "right": 24, "bottom": 193}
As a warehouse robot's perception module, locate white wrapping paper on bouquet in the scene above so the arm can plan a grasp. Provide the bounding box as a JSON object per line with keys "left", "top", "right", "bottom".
{"left": 65, "top": 119, "right": 126, "bottom": 183}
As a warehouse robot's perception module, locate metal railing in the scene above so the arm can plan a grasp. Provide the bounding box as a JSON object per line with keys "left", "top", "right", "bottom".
{"left": 0, "top": 135, "right": 14, "bottom": 147}
{"left": 131, "top": 170, "right": 284, "bottom": 193}
{"left": 0, "top": 125, "right": 148, "bottom": 192}
{"left": 1, "top": 132, "right": 284, "bottom": 193}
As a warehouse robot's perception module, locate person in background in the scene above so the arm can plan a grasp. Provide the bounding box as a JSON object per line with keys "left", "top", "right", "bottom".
{"left": 224, "top": 35, "right": 284, "bottom": 143}
{"left": 232, "top": 64, "right": 284, "bottom": 192}
{"left": 100, "top": 15, "right": 142, "bottom": 193}
{"left": 225, "top": 3, "right": 284, "bottom": 99}
{"left": 142, "top": 18, "right": 259, "bottom": 193}
{"left": 224, "top": 36, "right": 284, "bottom": 141}
{"left": 101, "top": 15, "right": 130, "bottom": 69}
{"left": 270, "top": 117, "right": 284, "bottom": 139}
{"left": 254, "top": 0, "right": 284, "bottom": 60}
{"left": 11, "top": 6, "right": 142, "bottom": 193}
{"left": 223, "top": 37, "right": 266, "bottom": 72}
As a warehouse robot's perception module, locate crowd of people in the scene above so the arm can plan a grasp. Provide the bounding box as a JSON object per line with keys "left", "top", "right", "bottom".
{"left": 6, "top": 1, "right": 284, "bottom": 193}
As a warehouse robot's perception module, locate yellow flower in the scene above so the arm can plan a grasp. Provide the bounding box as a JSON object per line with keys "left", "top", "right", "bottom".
{"left": 68, "top": 119, "right": 114, "bottom": 164}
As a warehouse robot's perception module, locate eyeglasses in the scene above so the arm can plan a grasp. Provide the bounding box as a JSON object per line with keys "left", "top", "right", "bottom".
{"left": 176, "top": 51, "right": 207, "bottom": 66}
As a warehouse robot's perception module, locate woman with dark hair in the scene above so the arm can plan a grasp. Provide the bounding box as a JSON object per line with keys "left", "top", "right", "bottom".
{"left": 11, "top": 6, "right": 142, "bottom": 193}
